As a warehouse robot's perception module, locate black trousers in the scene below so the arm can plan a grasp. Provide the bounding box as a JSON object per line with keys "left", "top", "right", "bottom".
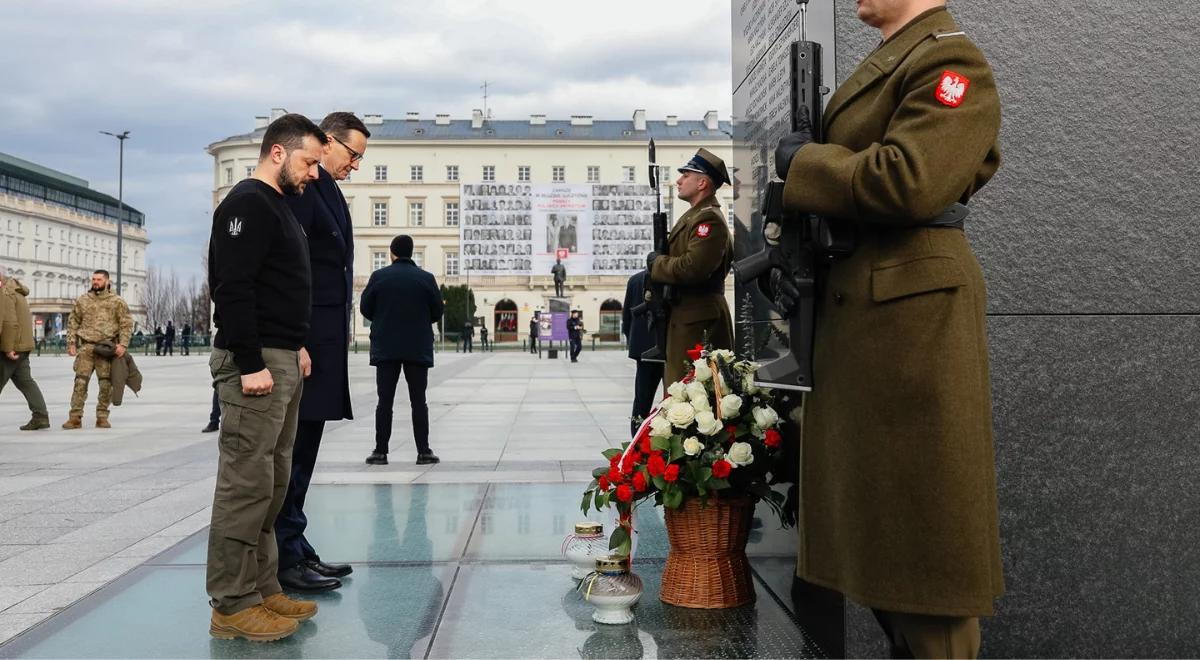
{"left": 529, "top": 336, "right": 537, "bottom": 353}
{"left": 275, "top": 419, "right": 325, "bottom": 571}
{"left": 569, "top": 335, "right": 582, "bottom": 361}
{"left": 375, "top": 361, "right": 430, "bottom": 455}
{"left": 165, "top": 340, "right": 174, "bottom": 356}
{"left": 631, "top": 359, "right": 664, "bottom": 436}
{"left": 209, "top": 388, "right": 221, "bottom": 426}
{"left": 181, "top": 338, "right": 190, "bottom": 355}
{"left": 463, "top": 336, "right": 473, "bottom": 353}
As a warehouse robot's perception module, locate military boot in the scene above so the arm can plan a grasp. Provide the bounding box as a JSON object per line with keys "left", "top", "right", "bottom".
{"left": 62, "top": 414, "right": 82, "bottom": 430}
{"left": 20, "top": 415, "right": 50, "bottom": 431}
{"left": 96, "top": 417, "right": 111, "bottom": 429}
{"left": 209, "top": 604, "right": 298, "bottom": 642}
{"left": 262, "top": 593, "right": 317, "bottom": 622}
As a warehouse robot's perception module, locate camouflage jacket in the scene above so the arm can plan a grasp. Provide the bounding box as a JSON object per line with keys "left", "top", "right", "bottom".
{"left": 67, "top": 287, "right": 133, "bottom": 347}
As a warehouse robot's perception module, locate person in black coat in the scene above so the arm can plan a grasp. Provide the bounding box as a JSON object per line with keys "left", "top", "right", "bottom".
{"left": 164, "top": 321, "right": 175, "bottom": 355}
{"left": 529, "top": 315, "right": 539, "bottom": 354}
{"left": 623, "top": 270, "right": 663, "bottom": 437}
{"left": 462, "top": 321, "right": 474, "bottom": 353}
{"left": 180, "top": 323, "right": 191, "bottom": 356}
{"left": 361, "top": 234, "right": 444, "bottom": 467}
{"left": 153, "top": 325, "right": 163, "bottom": 356}
{"left": 272, "top": 112, "right": 370, "bottom": 593}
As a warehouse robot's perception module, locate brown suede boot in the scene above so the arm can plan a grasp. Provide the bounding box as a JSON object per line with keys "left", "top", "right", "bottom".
{"left": 20, "top": 415, "right": 50, "bottom": 431}
{"left": 62, "top": 415, "right": 82, "bottom": 430}
{"left": 95, "top": 418, "right": 111, "bottom": 429}
{"left": 262, "top": 592, "right": 317, "bottom": 622}
{"left": 209, "top": 604, "right": 298, "bottom": 642}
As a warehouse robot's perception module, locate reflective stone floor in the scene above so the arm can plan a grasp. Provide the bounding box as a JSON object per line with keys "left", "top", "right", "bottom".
{"left": 0, "top": 483, "right": 822, "bottom": 659}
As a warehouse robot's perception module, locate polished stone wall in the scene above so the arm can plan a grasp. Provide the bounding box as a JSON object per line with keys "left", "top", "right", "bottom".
{"left": 735, "top": 0, "right": 1200, "bottom": 656}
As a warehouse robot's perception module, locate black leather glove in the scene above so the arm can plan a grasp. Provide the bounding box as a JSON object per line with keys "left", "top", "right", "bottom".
{"left": 646, "top": 251, "right": 660, "bottom": 272}
{"left": 760, "top": 266, "right": 802, "bottom": 317}
{"left": 774, "top": 105, "right": 815, "bottom": 180}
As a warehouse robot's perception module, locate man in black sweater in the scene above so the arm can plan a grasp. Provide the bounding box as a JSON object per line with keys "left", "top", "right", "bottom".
{"left": 205, "top": 113, "right": 325, "bottom": 643}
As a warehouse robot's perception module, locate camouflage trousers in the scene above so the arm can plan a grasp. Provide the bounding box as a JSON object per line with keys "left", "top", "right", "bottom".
{"left": 70, "top": 344, "right": 113, "bottom": 419}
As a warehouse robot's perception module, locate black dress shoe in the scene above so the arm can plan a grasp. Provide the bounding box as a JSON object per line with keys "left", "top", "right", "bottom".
{"left": 416, "top": 452, "right": 440, "bottom": 465}
{"left": 306, "top": 558, "right": 353, "bottom": 578}
{"left": 201, "top": 421, "right": 219, "bottom": 433}
{"left": 278, "top": 564, "right": 341, "bottom": 593}
{"left": 365, "top": 452, "right": 388, "bottom": 465}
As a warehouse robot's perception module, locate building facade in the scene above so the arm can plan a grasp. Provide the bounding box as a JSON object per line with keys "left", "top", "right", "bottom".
{"left": 208, "top": 110, "right": 733, "bottom": 344}
{"left": 0, "top": 152, "right": 149, "bottom": 338}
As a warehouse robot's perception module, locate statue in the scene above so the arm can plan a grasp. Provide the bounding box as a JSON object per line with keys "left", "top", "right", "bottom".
{"left": 551, "top": 258, "right": 567, "bottom": 297}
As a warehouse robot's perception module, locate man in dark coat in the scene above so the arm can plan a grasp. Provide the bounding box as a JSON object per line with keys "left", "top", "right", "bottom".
{"left": 273, "top": 112, "right": 370, "bottom": 593}
{"left": 181, "top": 323, "right": 192, "bottom": 356}
{"left": 164, "top": 321, "right": 175, "bottom": 356}
{"left": 153, "top": 325, "right": 163, "bottom": 356}
{"left": 771, "top": 1, "right": 1004, "bottom": 655}
{"left": 567, "top": 310, "right": 583, "bottom": 362}
{"left": 362, "top": 234, "right": 444, "bottom": 467}
{"left": 622, "top": 270, "right": 662, "bottom": 437}
{"left": 528, "top": 315, "right": 538, "bottom": 354}
{"left": 461, "top": 321, "right": 473, "bottom": 353}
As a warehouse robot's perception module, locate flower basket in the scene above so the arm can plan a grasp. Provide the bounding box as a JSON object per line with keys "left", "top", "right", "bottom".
{"left": 660, "top": 495, "right": 755, "bottom": 609}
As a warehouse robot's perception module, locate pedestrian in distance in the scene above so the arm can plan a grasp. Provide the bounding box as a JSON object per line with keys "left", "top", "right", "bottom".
{"left": 164, "top": 320, "right": 176, "bottom": 356}
{"left": 462, "top": 321, "right": 474, "bottom": 353}
{"left": 181, "top": 323, "right": 192, "bottom": 356}
{"left": 567, "top": 310, "right": 584, "bottom": 363}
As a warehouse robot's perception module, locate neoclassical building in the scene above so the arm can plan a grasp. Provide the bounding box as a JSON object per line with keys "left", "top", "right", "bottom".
{"left": 0, "top": 152, "right": 149, "bottom": 336}
{"left": 208, "top": 110, "right": 732, "bottom": 343}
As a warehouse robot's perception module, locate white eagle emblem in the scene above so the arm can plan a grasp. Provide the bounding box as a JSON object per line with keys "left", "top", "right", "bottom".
{"left": 228, "top": 217, "right": 244, "bottom": 237}
{"left": 935, "top": 70, "right": 970, "bottom": 108}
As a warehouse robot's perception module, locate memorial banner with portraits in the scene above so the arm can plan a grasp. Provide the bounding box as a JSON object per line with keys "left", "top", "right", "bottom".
{"left": 459, "top": 183, "right": 663, "bottom": 276}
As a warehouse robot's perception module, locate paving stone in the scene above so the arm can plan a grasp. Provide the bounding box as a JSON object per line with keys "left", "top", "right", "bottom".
{"left": 3, "top": 583, "right": 105, "bottom": 614}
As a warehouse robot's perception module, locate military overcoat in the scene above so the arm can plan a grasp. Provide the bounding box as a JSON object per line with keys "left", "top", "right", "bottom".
{"left": 650, "top": 195, "right": 733, "bottom": 386}
{"left": 781, "top": 7, "right": 1004, "bottom": 617}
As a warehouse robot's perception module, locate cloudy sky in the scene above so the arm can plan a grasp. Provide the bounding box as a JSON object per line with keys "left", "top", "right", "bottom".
{"left": 0, "top": 0, "right": 733, "bottom": 280}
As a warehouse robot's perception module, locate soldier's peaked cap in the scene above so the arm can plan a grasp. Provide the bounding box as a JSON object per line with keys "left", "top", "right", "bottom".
{"left": 678, "top": 148, "right": 730, "bottom": 188}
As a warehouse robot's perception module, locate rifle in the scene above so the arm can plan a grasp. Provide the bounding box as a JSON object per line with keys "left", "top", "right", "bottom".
{"left": 731, "top": 0, "right": 826, "bottom": 391}
{"left": 634, "top": 138, "right": 670, "bottom": 363}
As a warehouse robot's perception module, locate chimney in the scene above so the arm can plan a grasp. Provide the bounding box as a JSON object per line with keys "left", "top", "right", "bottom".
{"left": 704, "top": 110, "right": 719, "bottom": 131}
{"left": 530, "top": 114, "right": 546, "bottom": 126}
{"left": 406, "top": 111, "right": 420, "bottom": 121}
{"left": 269, "top": 107, "right": 287, "bottom": 122}
{"left": 254, "top": 116, "right": 269, "bottom": 130}
{"left": 364, "top": 114, "right": 383, "bottom": 125}
{"left": 570, "top": 115, "right": 593, "bottom": 126}
{"left": 632, "top": 109, "right": 646, "bottom": 131}
{"left": 471, "top": 109, "right": 484, "bottom": 129}
{"left": 666, "top": 115, "right": 678, "bottom": 127}
{"left": 435, "top": 114, "right": 451, "bottom": 126}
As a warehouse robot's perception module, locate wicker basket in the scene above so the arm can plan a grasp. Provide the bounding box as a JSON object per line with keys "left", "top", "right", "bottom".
{"left": 659, "top": 495, "right": 756, "bottom": 609}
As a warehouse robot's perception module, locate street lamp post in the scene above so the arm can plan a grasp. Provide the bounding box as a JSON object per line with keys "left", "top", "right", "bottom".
{"left": 99, "top": 130, "right": 130, "bottom": 296}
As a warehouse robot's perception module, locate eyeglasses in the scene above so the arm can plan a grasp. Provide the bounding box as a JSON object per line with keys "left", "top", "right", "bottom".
{"left": 330, "top": 134, "right": 363, "bottom": 163}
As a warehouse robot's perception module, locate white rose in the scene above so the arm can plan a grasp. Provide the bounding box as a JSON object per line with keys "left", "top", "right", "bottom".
{"left": 719, "top": 394, "right": 743, "bottom": 420}
{"left": 752, "top": 406, "right": 779, "bottom": 429}
{"left": 667, "top": 381, "right": 688, "bottom": 400}
{"left": 692, "top": 360, "right": 712, "bottom": 381}
{"left": 694, "top": 411, "right": 722, "bottom": 436}
{"left": 650, "top": 414, "right": 673, "bottom": 437}
{"left": 666, "top": 402, "right": 697, "bottom": 428}
{"left": 689, "top": 393, "right": 712, "bottom": 413}
{"left": 727, "top": 442, "right": 755, "bottom": 467}
{"left": 686, "top": 381, "right": 708, "bottom": 403}
{"left": 658, "top": 396, "right": 676, "bottom": 411}
{"left": 683, "top": 436, "right": 704, "bottom": 456}
{"left": 741, "top": 374, "right": 759, "bottom": 395}
{"left": 711, "top": 349, "right": 735, "bottom": 363}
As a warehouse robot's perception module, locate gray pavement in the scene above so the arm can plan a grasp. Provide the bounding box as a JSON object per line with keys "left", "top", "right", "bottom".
{"left": 0, "top": 349, "right": 637, "bottom": 643}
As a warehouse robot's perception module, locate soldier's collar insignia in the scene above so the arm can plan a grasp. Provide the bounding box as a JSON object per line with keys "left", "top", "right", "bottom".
{"left": 228, "top": 217, "right": 244, "bottom": 237}
{"left": 695, "top": 223, "right": 712, "bottom": 238}
{"left": 935, "top": 70, "right": 970, "bottom": 108}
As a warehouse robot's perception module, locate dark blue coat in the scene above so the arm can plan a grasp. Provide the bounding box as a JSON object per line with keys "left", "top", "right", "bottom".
{"left": 286, "top": 165, "right": 354, "bottom": 421}
{"left": 622, "top": 270, "right": 652, "bottom": 360}
{"left": 360, "top": 259, "right": 444, "bottom": 368}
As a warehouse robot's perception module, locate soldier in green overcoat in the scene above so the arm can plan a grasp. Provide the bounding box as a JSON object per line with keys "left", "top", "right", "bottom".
{"left": 647, "top": 148, "right": 734, "bottom": 387}
{"left": 771, "top": 1, "right": 1004, "bottom": 656}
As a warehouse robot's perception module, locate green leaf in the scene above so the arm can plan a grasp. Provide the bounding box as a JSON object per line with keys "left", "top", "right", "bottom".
{"left": 664, "top": 486, "right": 684, "bottom": 509}
{"left": 595, "top": 490, "right": 609, "bottom": 510}
{"left": 602, "top": 448, "right": 622, "bottom": 460}
{"left": 609, "top": 526, "right": 630, "bottom": 551}
{"left": 580, "top": 489, "right": 594, "bottom": 515}
{"left": 651, "top": 436, "right": 671, "bottom": 452}
{"left": 669, "top": 437, "right": 685, "bottom": 462}
{"left": 698, "top": 467, "right": 713, "bottom": 484}
{"left": 709, "top": 477, "right": 730, "bottom": 490}
{"left": 652, "top": 475, "right": 667, "bottom": 491}
{"left": 592, "top": 467, "right": 607, "bottom": 479}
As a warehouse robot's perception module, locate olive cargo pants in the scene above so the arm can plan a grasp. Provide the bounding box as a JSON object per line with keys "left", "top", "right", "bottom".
{"left": 206, "top": 347, "right": 302, "bottom": 615}
{"left": 70, "top": 344, "right": 113, "bottom": 419}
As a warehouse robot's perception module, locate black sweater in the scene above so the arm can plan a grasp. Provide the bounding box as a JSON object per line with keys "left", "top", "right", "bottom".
{"left": 209, "top": 179, "right": 311, "bottom": 374}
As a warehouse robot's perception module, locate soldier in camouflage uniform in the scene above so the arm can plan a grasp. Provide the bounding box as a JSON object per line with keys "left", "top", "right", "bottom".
{"left": 64, "top": 270, "right": 133, "bottom": 429}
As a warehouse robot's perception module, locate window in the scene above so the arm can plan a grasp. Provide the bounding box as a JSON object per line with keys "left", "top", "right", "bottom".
{"left": 482, "top": 165, "right": 495, "bottom": 182}
{"left": 245, "top": 166, "right": 253, "bottom": 178}
{"left": 372, "top": 251, "right": 388, "bottom": 271}
{"left": 409, "top": 201, "right": 425, "bottom": 227}
{"left": 445, "top": 250, "right": 459, "bottom": 276}
{"left": 225, "top": 168, "right": 233, "bottom": 185}
{"left": 445, "top": 201, "right": 460, "bottom": 227}
{"left": 410, "top": 165, "right": 423, "bottom": 182}
{"left": 587, "top": 166, "right": 600, "bottom": 183}
{"left": 412, "top": 251, "right": 424, "bottom": 268}
{"left": 372, "top": 201, "right": 389, "bottom": 226}
{"left": 552, "top": 166, "right": 565, "bottom": 183}
{"left": 623, "top": 166, "right": 636, "bottom": 183}
{"left": 518, "top": 166, "right": 531, "bottom": 182}
{"left": 375, "top": 165, "right": 388, "bottom": 182}
{"left": 446, "top": 165, "right": 459, "bottom": 181}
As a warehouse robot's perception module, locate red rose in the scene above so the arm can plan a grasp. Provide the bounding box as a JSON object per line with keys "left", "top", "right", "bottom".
{"left": 764, "top": 428, "right": 782, "bottom": 448}
{"left": 598, "top": 475, "right": 610, "bottom": 492}
{"left": 712, "top": 460, "right": 732, "bottom": 479}
{"left": 638, "top": 435, "right": 652, "bottom": 454}
{"left": 616, "top": 484, "right": 633, "bottom": 502}
{"left": 620, "top": 451, "right": 641, "bottom": 475}
{"left": 609, "top": 455, "right": 620, "bottom": 469}
{"left": 647, "top": 453, "right": 667, "bottom": 477}
{"left": 607, "top": 467, "right": 622, "bottom": 484}
{"left": 725, "top": 424, "right": 737, "bottom": 442}
{"left": 632, "top": 471, "right": 648, "bottom": 492}
{"left": 663, "top": 464, "right": 680, "bottom": 482}
{"left": 687, "top": 343, "right": 705, "bottom": 361}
